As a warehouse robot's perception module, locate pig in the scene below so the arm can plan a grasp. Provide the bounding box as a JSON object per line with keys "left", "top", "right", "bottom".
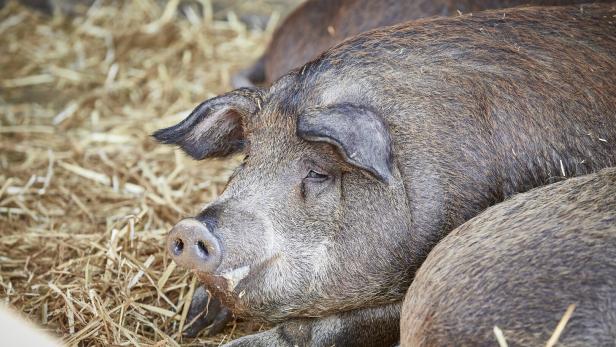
{"left": 154, "top": 3, "right": 616, "bottom": 346}
{"left": 196, "top": 0, "right": 616, "bottom": 338}
{"left": 401, "top": 167, "right": 616, "bottom": 346}
{"left": 233, "top": 0, "right": 616, "bottom": 88}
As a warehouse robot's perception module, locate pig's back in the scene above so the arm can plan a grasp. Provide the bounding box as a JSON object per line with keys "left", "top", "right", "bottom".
{"left": 259, "top": 0, "right": 614, "bottom": 85}
{"left": 263, "top": 0, "right": 421, "bottom": 84}
{"left": 400, "top": 167, "right": 616, "bottom": 347}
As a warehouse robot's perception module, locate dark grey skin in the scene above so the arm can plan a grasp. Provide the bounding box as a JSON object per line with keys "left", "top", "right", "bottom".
{"left": 402, "top": 167, "right": 616, "bottom": 346}
{"left": 154, "top": 4, "right": 616, "bottom": 346}
{"left": 193, "top": 0, "right": 616, "bottom": 339}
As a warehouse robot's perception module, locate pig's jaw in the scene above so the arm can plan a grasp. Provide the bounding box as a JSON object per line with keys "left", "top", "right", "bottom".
{"left": 220, "top": 265, "right": 250, "bottom": 291}
{"left": 193, "top": 251, "right": 287, "bottom": 318}
{"left": 195, "top": 270, "right": 243, "bottom": 313}
{"left": 194, "top": 265, "right": 250, "bottom": 294}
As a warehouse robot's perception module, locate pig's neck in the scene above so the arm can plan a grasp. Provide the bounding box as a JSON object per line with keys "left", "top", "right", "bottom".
{"left": 402, "top": 125, "right": 616, "bottom": 264}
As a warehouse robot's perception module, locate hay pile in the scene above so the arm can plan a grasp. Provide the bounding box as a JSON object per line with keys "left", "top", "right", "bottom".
{"left": 0, "top": 0, "right": 292, "bottom": 345}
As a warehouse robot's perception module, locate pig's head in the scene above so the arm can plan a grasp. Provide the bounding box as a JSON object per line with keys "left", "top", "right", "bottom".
{"left": 154, "top": 81, "right": 413, "bottom": 322}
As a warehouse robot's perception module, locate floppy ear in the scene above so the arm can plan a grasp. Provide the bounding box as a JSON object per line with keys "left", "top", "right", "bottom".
{"left": 153, "top": 88, "right": 262, "bottom": 159}
{"left": 297, "top": 103, "right": 394, "bottom": 183}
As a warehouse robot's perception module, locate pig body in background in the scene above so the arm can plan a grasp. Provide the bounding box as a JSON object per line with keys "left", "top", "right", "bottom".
{"left": 156, "top": 4, "right": 616, "bottom": 346}
{"left": 234, "top": 0, "right": 615, "bottom": 87}
{"left": 402, "top": 168, "right": 616, "bottom": 346}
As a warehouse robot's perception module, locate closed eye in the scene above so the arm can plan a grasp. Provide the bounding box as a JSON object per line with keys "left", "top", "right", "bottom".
{"left": 305, "top": 169, "right": 328, "bottom": 182}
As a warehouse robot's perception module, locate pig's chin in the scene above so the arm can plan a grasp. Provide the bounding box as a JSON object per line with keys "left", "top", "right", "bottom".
{"left": 193, "top": 265, "right": 254, "bottom": 316}
{"left": 193, "top": 254, "right": 284, "bottom": 319}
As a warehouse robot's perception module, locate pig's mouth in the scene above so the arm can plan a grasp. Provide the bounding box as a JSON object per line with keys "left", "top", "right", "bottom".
{"left": 193, "top": 253, "right": 281, "bottom": 314}
{"left": 194, "top": 271, "right": 239, "bottom": 312}
{"left": 194, "top": 265, "right": 255, "bottom": 316}
{"left": 194, "top": 265, "right": 249, "bottom": 295}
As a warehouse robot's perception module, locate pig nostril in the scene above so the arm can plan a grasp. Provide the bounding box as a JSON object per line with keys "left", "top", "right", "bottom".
{"left": 196, "top": 240, "right": 209, "bottom": 257}
{"left": 173, "top": 239, "right": 184, "bottom": 256}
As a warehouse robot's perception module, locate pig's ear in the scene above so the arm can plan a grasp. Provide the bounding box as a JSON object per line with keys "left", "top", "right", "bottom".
{"left": 297, "top": 103, "right": 394, "bottom": 183}
{"left": 153, "top": 88, "right": 262, "bottom": 159}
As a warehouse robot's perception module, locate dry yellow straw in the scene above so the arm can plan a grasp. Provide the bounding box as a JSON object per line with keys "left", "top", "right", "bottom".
{"left": 493, "top": 325, "right": 509, "bottom": 347}
{"left": 545, "top": 304, "right": 576, "bottom": 347}
{"left": 0, "top": 0, "right": 286, "bottom": 345}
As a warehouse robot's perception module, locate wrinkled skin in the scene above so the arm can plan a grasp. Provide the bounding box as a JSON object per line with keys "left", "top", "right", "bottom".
{"left": 155, "top": 4, "right": 616, "bottom": 345}
{"left": 233, "top": 0, "right": 615, "bottom": 87}
{"left": 402, "top": 168, "right": 616, "bottom": 346}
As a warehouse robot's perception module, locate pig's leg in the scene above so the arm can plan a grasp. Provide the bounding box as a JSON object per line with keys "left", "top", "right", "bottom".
{"left": 223, "top": 302, "right": 401, "bottom": 347}
{"left": 183, "top": 285, "right": 232, "bottom": 337}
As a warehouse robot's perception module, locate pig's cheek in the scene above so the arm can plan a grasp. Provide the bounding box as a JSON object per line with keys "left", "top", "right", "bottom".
{"left": 252, "top": 209, "right": 282, "bottom": 259}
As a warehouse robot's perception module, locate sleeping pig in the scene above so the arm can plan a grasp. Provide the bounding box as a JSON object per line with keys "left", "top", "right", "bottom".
{"left": 401, "top": 167, "right": 616, "bottom": 346}
{"left": 234, "top": 0, "right": 615, "bottom": 87}
{"left": 155, "top": 3, "right": 616, "bottom": 345}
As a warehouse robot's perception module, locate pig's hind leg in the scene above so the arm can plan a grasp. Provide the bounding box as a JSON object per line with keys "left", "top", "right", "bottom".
{"left": 222, "top": 302, "right": 401, "bottom": 347}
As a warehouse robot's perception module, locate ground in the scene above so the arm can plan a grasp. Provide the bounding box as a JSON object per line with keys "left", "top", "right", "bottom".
{"left": 0, "top": 0, "right": 298, "bottom": 345}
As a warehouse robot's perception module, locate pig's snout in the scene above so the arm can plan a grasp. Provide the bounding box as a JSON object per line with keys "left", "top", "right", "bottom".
{"left": 167, "top": 218, "right": 222, "bottom": 273}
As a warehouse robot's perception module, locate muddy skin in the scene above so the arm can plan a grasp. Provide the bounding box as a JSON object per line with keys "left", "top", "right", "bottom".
{"left": 155, "top": 4, "right": 616, "bottom": 346}
{"left": 233, "top": 0, "right": 615, "bottom": 88}
{"left": 401, "top": 167, "right": 616, "bottom": 347}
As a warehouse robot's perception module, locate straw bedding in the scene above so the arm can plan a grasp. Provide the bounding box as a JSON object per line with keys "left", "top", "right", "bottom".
{"left": 0, "top": 0, "right": 294, "bottom": 345}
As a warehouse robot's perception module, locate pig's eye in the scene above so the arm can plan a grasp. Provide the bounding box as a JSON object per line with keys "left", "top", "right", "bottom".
{"left": 305, "top": 170, "right": 328, "bottom": 182}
